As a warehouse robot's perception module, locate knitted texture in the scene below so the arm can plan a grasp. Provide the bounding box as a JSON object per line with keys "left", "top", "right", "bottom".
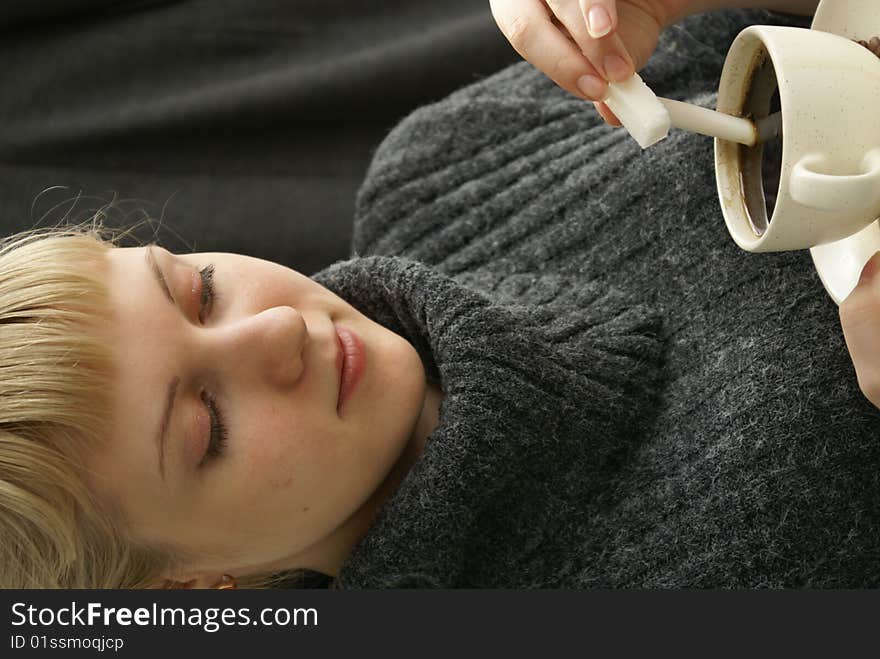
{"left": 312, "top": 9, "right": 880, "bottom": 587}
{"left": 313, "top": 256, "right": 665, "bottom": 587}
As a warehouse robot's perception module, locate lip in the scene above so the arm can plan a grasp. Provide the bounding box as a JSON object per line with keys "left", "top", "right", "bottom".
{"left": 335, "top": 325, "right": 366, "bottom": 414}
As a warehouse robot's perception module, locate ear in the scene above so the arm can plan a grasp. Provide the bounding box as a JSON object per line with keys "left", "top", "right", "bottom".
{"left": 155, "top": 573, "right": 234, "bottom": 590}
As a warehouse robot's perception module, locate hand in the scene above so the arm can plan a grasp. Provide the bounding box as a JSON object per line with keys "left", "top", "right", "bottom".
{"left": 489, "top": 0, "right": 690, "bottom": 125}
{"left": 839, "top": 251, "right": 880, "bottom": 410}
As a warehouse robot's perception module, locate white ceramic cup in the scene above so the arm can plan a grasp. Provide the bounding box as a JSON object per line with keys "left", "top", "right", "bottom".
{"left": 715, "top": 25, "right": 880, "bottom": 252}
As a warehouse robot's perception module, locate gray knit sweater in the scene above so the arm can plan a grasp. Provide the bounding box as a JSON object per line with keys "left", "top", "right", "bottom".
{"left": 310, "top": 9, "right": 880, "bottom": 588}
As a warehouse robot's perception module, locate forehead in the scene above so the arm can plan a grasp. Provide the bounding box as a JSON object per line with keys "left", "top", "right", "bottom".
{"left": 85, "top": 247, "right": 181, "bottom": 522}
{"left": 104, "top": 246, "right": 175, "bottom": 358}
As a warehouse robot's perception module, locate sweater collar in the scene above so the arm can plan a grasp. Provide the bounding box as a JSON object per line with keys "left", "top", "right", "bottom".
{"left": 312, "top": 255, "right": 665, "bottom": 587}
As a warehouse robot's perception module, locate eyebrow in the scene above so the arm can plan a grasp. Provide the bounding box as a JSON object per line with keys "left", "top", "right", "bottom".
{"left": 146, "top": 246, "right": 178, "bottom": 482}
{"left": 146, "top": 245, "right": 175, "bottom": 306}
{"left": 157, "top": 377, "right": 180, "bottom": 482}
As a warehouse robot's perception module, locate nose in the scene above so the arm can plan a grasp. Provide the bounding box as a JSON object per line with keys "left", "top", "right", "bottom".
{"left": 210, "top": 306, "right": 309, "bottom": 388}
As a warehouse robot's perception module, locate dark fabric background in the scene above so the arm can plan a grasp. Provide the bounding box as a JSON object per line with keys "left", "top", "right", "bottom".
{"left": 0, "top": 0, "right": 519, "bottom": 273}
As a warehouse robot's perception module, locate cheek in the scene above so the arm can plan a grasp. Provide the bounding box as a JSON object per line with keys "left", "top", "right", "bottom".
{"left": 239, "top": 401, "right": 339, "bottom": 493}
{"left": 376, "top": 334, "right": 426, "bottom": 422}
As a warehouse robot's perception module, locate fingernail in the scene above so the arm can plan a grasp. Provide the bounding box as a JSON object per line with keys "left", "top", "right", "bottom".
{"left": 859, "top": 251, "right": 880, "bottom": 285}
{"left": 603, "top": 54, "right": 631, "bottom": 82}
{"left": 587, "top": 5, "right": 612, "bottom": 39}
{"left": 577, "top": 74, "right": 608, "bottom": 100}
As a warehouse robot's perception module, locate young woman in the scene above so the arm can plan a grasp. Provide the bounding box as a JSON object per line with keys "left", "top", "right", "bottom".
{"left": 0, "top": 228, "right": 442, "bottom": 588}
{"left": 2, "top": 0, "right": 878, "bottom": 588}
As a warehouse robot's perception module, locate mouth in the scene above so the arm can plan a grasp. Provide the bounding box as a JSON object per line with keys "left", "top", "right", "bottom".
{"left": 334, "top": 325, "right": 366, "bottom": 415}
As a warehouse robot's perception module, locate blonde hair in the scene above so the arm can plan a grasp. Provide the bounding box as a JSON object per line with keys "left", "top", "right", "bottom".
{"left": 0, "top": 222, "right": 315, "bottom": 589}
{"left": 0, "top": 224, "right": 178, "bottom": 587}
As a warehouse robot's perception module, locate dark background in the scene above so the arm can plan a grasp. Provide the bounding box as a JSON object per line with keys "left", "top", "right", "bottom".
{"left": 0, "top": 0, "right": 519, "bottom": 273}
{"left": 2, "top": 588, "right": 877, "bottom": 654}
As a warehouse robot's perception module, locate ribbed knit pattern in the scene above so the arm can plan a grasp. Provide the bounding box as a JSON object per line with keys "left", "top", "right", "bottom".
{"left": 312, "top": 9, "right": 880, "bottom": 587}
{"left": 314, "top": 256, "right": 665, "bottom": 587}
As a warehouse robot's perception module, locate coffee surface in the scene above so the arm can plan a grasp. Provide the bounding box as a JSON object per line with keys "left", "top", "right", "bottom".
{"left": 854, "top": 36, "right": 880, "bottom": 58}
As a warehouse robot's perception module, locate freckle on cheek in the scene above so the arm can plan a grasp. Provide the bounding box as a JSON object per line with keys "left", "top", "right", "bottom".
{"left": 249, "top": 436, "right": 293, "bottom": 487}
{"left": 267, "top": 474, "right": 294, "bottom": 488}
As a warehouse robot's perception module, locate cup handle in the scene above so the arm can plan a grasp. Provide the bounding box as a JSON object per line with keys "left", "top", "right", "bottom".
{"left": 790, "top": 148, "right": 880, "bottom": 213}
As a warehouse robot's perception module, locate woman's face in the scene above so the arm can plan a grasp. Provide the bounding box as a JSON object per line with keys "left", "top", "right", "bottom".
{"left": 840, "top": 251, "right": 880, "bottom": 409}
{"left": 86, "top": 245, "right": 428, "bottom": 580}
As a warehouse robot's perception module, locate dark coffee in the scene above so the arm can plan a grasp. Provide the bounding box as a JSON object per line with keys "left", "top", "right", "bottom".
{"left": 736, "top": 51, "right": 783, "bottom": 238}
{"left": 854, "top": 36, "right": 880, "bottom": 58}
{"left": 738, "top": 143, "right": 767, "bottom": 236}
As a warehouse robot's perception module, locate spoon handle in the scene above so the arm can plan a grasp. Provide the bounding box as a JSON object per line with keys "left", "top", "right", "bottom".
{"left": 658, "top": 97, "right": 781, "bottom": 146}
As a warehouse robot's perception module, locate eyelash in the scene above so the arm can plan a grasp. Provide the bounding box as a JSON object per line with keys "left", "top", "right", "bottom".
{"left": 197, "top": 264, "right": 228, "bottom": 464}
{"left": 200, "top": 392, "right": 228, "bottom": 464}
{"left": 197, "top": 264, "right": 218, "bottom": 324}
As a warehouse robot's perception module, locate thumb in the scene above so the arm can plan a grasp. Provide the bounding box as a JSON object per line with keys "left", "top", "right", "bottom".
{"left": 839, "top": 251, "right": 880, "bottom": 406}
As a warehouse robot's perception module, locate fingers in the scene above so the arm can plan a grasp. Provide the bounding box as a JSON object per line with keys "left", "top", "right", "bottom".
{"left": 490, "top": 0, "right": 636, "bottom": 127}
{"left": 593, "top": 101, "right": 622, "bottom": 126}
{"left": 491, "top": 0, "right": 606, "bottom": 101}
{"left": 556, "top": 0, "right": 634, "bottom": 83}
{"left": 551, "top": 0, "right": 636, "bottom": 95}
{"left": 582, "top": 0, "right": 615, "bottom": 39}
{"left": 839, "top": 252, "right": 880, "bottom": 408}
{"left": 546, "top": 0, "right": 593, "bottom": 48}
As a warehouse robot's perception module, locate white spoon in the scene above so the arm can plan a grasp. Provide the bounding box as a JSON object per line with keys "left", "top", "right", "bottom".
{"left": 603, "top": 73, "right": 781, "bottom": 148}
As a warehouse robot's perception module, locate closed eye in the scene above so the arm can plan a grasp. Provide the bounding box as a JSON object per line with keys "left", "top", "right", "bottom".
{"left": 198, "top": 264, "right": 217, "bottom": 323}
